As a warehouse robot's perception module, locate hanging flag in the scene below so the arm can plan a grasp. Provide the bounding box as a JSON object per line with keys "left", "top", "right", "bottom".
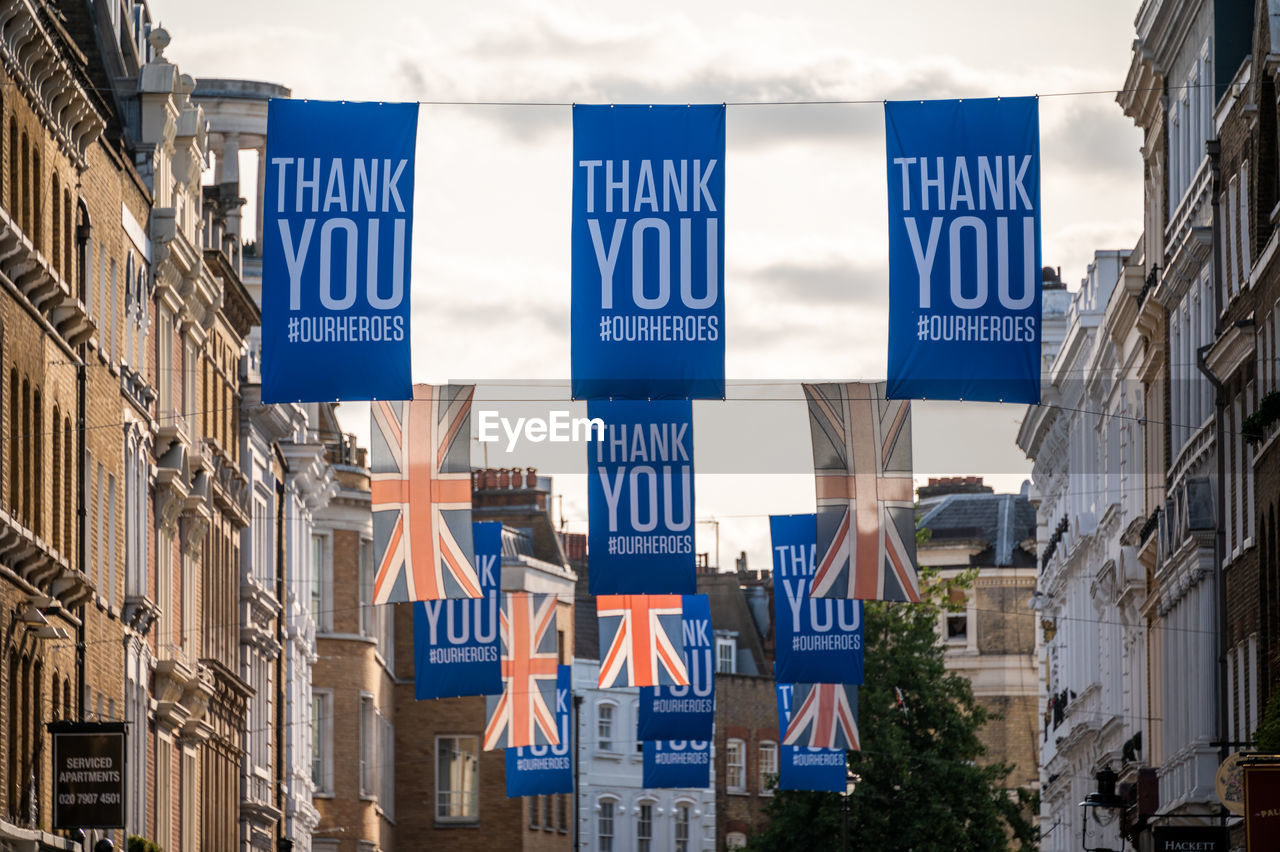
{"left": 884, "top": 97, "right": 1042, "bottom": 404}
{"left": 505, "top": 665, "right": 573, "bottom": 796}
{"left": 597, "top": 595, "right": 689, "bottom": 688}
{"left": 370, "top": 384, "right": 479, "bottom": 603}
{"left": 776, "top": 681, "right": 847, "bottom": 792}
{"left": 571, "top": 104, "right": 726, "bottom": 400}
{"left": 782, "top": 682, "right": 860, "bottom": 751}
{"left": 413, "top": 521, "right": 503, "bottom": 700}
{"left": 260, "top": 99, "right": 417, "bottom": 403}
{"left": 637, "top": 595, "right": 713, "bottom": 741}
{"left": 804, "top": 382, "right": 918, "bottom": 602}
{"left": 770, "top": 514, "right": 864, "bottom": 683}
{"left": 642, "top": 740, "right": 712, "bottom": 789}
{"left": 484, "top": 592, "right": 561, "bottom": 750}
{"left": 586, "top": 400, "right": 695, "bottom": 595}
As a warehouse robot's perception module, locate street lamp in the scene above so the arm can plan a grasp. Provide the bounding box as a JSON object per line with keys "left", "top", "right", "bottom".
{"left": 841, "top": 769, "right": 857, "bottom": 852}
{"left": 1079, "top": 767, "right": 1125, "bottom": 851}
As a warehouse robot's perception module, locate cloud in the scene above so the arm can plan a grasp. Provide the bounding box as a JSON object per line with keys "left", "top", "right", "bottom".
{"left": 1042, "top": 101, "right": 1143, "bottom": 178}
{"left": 739, "top": 257, "right": 887, "bottom": 306}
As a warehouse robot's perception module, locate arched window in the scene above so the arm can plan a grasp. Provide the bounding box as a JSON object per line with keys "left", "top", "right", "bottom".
{"left": 51, "top": 173, "right": 60, "bottom": 276}
{"left": 31, "top": 145, "right": 40, "bottom": 249}
{"left": 673, "top": 800, "right": 693, "bottom": 852}
{"left": 77, "top": 200, "right": 90, "bottom": 308}
{"left": 597, "top": 797, "right": 617, "bottom": 852}
{"left": 51, "top": 403, "right": 60, "bottom": 552}
{"left": 63, "top": 188, "right": 72, "bottom": 286}
{"left": 64, "top": 414, "right": 72, "bottom": 552}
{"left": 636, "top": 798, "right": 655, "bottom": 852}
{"left": 20, "top": 130, "right": 28, "bottom": 233}
{"left": 8, "top": 368, "right": 17, "bottom": 511}
{"left": 6, "top": 653, "right": 18, "bottom": 808}
{"left": 32, "top": 388, "right": 42, "bottom": 536}
{"left": 21, "top": 377, "right": 29, "bottom": 521}
{"left": 8, "top": 118, "right": 16, "bottom": 216}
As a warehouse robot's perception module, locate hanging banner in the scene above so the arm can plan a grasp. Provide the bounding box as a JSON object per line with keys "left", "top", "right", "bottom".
{"left": 597, "top": 595, "right": 689, "bottom": 688}
{"left": 371, "top": 384, "right": 479, "bottom": 603}
{"left": 587, "top": 400, "right": 695, "bottom": 595}
{"left": 638, "top": 595, "right": 714, "bottom": 741}
{"left": 505, "top": 665, "right": 573, "bottom": 796}
{"left": 885, "top": 97, "right": 1041, "bottom": 404}
{"left": 804, "top": 382, "right": 918, "bottom": 602}
{"left": 770, "top": 514, "right": 864, "bottom": 684}
{"left": 484, "top": 592, "right": 561, "bottom": 749}
{"left": 413, "top": 521, "right": 503, "bottom": 700}
{"left": 775, "top": 682, "right": 846, "bottom": 793}
{"left": 261, "top": 99, "right": 417, "bottom": 403}
{"left": 782, "top": 682, "right": 861, "bottom": 751}
{"left": 50, "top": 722, "right": 126, "bottom": 830}
{"left": 642, "top": 739, "right": 712, "bottom": 789}
{"left": 571, "top": 104, "right": 726, "bottom": 400}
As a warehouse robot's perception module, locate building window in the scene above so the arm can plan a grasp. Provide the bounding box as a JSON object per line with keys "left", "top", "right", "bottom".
{"left": 759, "top": 740, "right": 778, "bottom": 794}
{"left": 529, "top": 795, "right": 540, "bottom": 830}
{"left": 727, "top": 831, "right": 748, "bottom": 850}
{"left": 543, "top": 794, "right": 553, "bottom": 831}
{"left": 312, "top": 691, "right": 333, "bottom": 794}
{"left": 435, "top": 735, "right": 479, "bottom": 822}
{"left": 726, "top": 738, "right": 746, "bottom": 792}
{"left": 637, "top": 801, "right": 654, "bottom": 852}
{"left": 717, "top": 636, "right": 736, "bottom": 673}
{"left": 312, "top": 533, "right": 331, "bottom": 632}
{"left": 598, "top": 702, "right": 616, "bottom": 752}
{"left": 558, "top": 792, "right": 568, "bottom": 832}
{"left": 675, "top": 803, "right": 691, "bottom": 852}
{"left": 945, "top": 613, "right": 968, "bottom": 641}
{"left": 598, "top": 799, "right": 616, "bottom": 852}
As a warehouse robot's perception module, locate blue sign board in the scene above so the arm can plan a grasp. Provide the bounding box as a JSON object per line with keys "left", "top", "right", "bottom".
{"left": 885, "top": 97, "right": 1041, "bottom": 404}
{"left": 587, "top": 400, "right": 695, "bottom": 594}
{"left": 638, "top": 595, "right": 713, "bottom": 740}
{"left": 261, "top": 99, "right": 417, "bottom": 403}
{"left": 505, "top": 665, "right": 573, "bottom": 796}
{"left": 413, "top": 522, "right": 502, "bottom": 699}
{"left": 642, "top": 739, "right": 711, "bottom": 789}
{"left": 771, "top": 515, "right": 864, "bottom": 684}
{"left": 572, "top": 104, "right": 726, "bottom": 399}
{"left": 776, "top": 681, "right": 846, "bottom": 793}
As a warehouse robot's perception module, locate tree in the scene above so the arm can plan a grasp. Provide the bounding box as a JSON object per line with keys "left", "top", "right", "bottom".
{"left": 748, "top": 567, "right": 1038, "bottom": 851}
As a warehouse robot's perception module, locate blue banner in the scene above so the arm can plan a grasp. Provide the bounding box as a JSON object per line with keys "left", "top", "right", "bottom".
{"left": 571, "top": 105, "right": 726, "bottom": 399}
{"left": 642, "top": 740, "right": 711, "bottom": 789}
{"left": 505, "top": 665, "right": 573, "bottom": 796}
{"left": 770, "top": 515, "right": 863, "bottom": 684}
{"left": 261, "top": 100, "right": 416, "bottom": 403}
{"left": 413, "top": 521, "right": 502, "bottom": 699}
{"left": 885, "top": 97, "right": 1041, "bottom": 404}
{"left": 587, "top": 400, "right": 695, "bottom": 594}
{"left": 776, "top": 681, "right": 846, "bottom": 793}
{"left": 638, "top": 595, "right": 713, "bottom": 740}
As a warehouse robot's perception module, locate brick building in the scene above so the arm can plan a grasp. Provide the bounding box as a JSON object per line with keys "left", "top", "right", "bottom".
{"left": 916, "top": 478, "right": 1039, "bottom": 796}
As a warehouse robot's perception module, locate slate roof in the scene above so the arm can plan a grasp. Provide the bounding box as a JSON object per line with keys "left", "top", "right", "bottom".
{"left": 918, "top": 492, "right": 1037, "bottom": 567}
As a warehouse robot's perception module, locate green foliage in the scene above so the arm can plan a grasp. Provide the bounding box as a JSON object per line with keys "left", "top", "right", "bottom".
{"left": 747, "top": 554, "right": 1037, "bottom": 851}
{"left": 128, "top": 836, "right": 163, "bottom": 852}
{"left": 1242, "top": 391, "right": 1280, "bottom": 443}
{"left": 1254, "top": 689, "right": 1280, "bottom": 753}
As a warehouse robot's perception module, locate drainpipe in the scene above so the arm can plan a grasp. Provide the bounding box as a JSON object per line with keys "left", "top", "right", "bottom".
{"left": 573, "top": 693, "right": 582, "bottom": 850}
{"left": 76, "top": 344, "right": 87, "bottom": 722}
{"left": 1200, "top": 138, "right": 1230, "bottom": 788}
{"left": 276, "top": 470, "right": 287, "bottom": 845}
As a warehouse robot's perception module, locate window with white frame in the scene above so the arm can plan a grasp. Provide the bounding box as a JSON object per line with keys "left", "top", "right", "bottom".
{"left": 727, "top": 831, "right": 748, "bottom": 850}
{"left": 360, "top": 694, "right": 376, "bottom": 797}
{"left": 312, "top": 533, "right": 332, "bottom": 632}
{"left": 528, "top": 795, "right": 541, "bottom": 829}
{"left": 637, "top": 801, "right": 654, "bottom": 852}
{"left": 181, "top": 749, "right": 195, "bottom": 852}
{"left": 675, "top": 802, "right": 691, "bottom": 852}
{"left": 359, "top": 535, "right": 373, "bottom": 637}
{"left": 726, "top": 738, "right": 746, "bottom": 792}
{"left": 312, "top": 691, "right": 333, "bottom": 794}
{"left": 598, "top": 702, "right": 617, "bottom": 752}
{"left": 435, "top": 735, "right": 479, "bottom": 821}
{"left": 758, "top": 740, "right": 778, "bottom": 794}
{"left": 598, "top": 799, "right": 616, "bottom": 852}
{"left": 1240, "top": 161, "right": 1252, "bottom": 288}
{"left": 542, "top": 794, "right": 553, "bottom": 831}
{"left": 716, "top": 635, "right": 736, "bottom": 673}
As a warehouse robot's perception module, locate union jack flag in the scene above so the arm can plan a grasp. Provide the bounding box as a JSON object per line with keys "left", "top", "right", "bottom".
{"left": 597, "top": 595, "right": 688, "bottom": 688}
{"left": 782, "top": 682, "right": 860, "bottom": 751}
{"left": 484, "top": 592, "right": 561, "bottom": 750}
{"left": 803, "top": 382, "right": 918, "bottom": 602}
{"left": 371, "top": 384, "right": 480, "bottom": 603}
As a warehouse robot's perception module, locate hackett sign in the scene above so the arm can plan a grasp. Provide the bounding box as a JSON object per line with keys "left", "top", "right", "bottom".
{"left": 50, "top": 721, "right": 126, "bottom": 829}
{"left": 1152, "top": 825, "right": 1228, "bottom": 851}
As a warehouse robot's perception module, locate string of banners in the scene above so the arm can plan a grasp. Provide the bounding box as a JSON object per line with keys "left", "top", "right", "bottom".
{"left": 258, "top": 97, "right": 1042, "bottom": 795}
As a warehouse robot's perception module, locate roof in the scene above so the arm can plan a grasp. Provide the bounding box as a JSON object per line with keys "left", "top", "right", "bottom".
{"left": 918, "top": 492, "right": 1036, "bottom": 567}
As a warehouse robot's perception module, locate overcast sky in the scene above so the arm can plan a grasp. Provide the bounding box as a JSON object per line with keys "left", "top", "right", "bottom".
{"left": 161, "top": 0, "right": 1144, "bottom": 570}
